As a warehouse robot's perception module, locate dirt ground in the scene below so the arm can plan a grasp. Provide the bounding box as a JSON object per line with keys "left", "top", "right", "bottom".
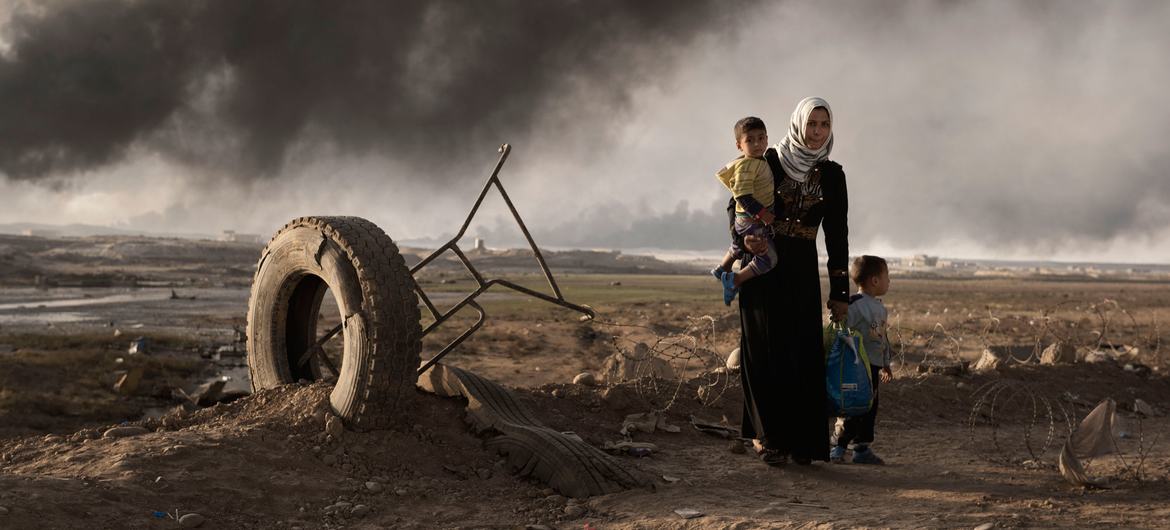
{"left": 2, "top": 235, "right": 1169, "bottom": 529}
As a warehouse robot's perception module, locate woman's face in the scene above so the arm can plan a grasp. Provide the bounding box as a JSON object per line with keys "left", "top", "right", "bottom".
{"left": 804, "top": 107, "right": 831, "bottom": 150}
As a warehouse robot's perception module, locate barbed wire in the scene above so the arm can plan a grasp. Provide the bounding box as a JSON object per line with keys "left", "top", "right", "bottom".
{"left": 887, "top": 297, "right": 1165, "bottom": 376}
{"left": 585, "top": 314, "right": 736, "bottom": 414}
{"left": 967, "top": 379, "right": 1074, "bottom": 464}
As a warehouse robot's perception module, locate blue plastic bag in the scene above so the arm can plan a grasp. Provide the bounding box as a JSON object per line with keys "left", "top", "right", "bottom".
{"left": 824, "top": 323, "right": 873, "bottom": 417}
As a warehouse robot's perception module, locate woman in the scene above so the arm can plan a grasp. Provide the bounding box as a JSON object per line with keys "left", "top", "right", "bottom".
{"left": 736, "top": 96, "right": 849, "bottom": 465}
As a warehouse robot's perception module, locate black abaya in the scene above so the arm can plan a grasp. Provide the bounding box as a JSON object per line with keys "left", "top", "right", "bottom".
{"left": 737, "top": 152, "right": 849, "bottom": 463}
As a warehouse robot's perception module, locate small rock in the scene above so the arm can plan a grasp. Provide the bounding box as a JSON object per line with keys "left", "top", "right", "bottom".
{"left": 102, "top": 426, "right": 150, "bottom": 439}
{"left": 729, "top": 440, "right": 746, "bottom": 454}
{"left": 394, "top": 488, "right": 408, "bottom": 496}
{"left": 475, "top": 468, "right": 492, "bottom": 480}
{"left": 725, "top": 348, "right": 741, "bottom": 370}
{"left": 350, "top": 504, "right": 370, "bottom": 517}
{"left": 572, "top": 372, "right": 597, "bottom": 386}
{"left": 365, "top": 481, "right": 382, "bottom": 493}
{"left": 0, "top": 506, "right": 8, "bottom": 515}
{"left": 563, "top": 504, "right": 586, "bottom": 518}
{"left": 178, "top": 513, "right": 206, "bottom": 528}
{"left": 1134, "top": 398, "right": 1160, "bottom": 417}
{"left": 973, "top": 523, "right": 995, "bottom": 530}
{"left": 322, "top": 454, "right": 338, "bottom": 466}
{"left": 551, "top": 388, "right": 564, "bottom": 398}
{"left": 325, "top": 414, "right": 345, "bottom": 438}
{"left": 674, "top": 508, "right": 704, "bottom": 519}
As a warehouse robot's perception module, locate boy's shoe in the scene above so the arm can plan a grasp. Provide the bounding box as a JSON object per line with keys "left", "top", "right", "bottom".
{"left": 852, "top": 446, "right": 885, "bottom": 465}
{"left": 711, "top": 267, "right": 724, "bottom": 281}
{"left": 720, "top": 271, "right": 738, "bottom": 306}
{"left": 829, "top": 445, "right": 847, "bottom": 463}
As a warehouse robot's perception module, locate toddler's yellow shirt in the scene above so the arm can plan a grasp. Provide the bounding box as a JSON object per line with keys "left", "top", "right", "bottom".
{"left": 716, "top": 157, "right": 774, "bottom": 215}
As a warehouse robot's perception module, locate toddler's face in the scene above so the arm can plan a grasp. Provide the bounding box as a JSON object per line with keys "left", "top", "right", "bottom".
{"left": 737, "top": 129, "right": 768, "bottom": 158}
{"left": 872, "top": 269, "right": 891, "bottom": 297}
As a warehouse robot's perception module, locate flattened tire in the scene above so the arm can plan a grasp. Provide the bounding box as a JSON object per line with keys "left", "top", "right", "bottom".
{"left": 247, "top": 216, "right": 421, "bottom": 430}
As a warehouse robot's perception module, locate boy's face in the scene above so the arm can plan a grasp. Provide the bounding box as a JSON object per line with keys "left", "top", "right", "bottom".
{"left": 869, "top": 268, "right": 890, "bottom": 297}
{"left": 736, "top": 128, "right": 768, "bottom": 158}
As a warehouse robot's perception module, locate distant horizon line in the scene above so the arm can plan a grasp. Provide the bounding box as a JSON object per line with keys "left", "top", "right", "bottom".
{"left": 1, "top": 221, "right": 1166, "bottom": 269}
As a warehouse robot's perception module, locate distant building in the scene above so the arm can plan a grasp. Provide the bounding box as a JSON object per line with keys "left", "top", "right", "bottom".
{"left": 474, "top": 238, "right": 486, "bottom": 251}
{"left": 219, "top": 230, "right": 263, "bottom": 244}
{"left": 908, "top": 254, "right": 939, "bottom": 267}
{"left": 21, "top": 229, "right": 59, "bottom": 238}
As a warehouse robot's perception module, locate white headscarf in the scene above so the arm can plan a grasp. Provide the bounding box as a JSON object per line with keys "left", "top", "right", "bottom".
{"left": 775, "top": 96, "right": 833, "bottom": 183}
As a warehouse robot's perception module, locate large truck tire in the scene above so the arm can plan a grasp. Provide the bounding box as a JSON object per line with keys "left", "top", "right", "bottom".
{"left": 247, "top": 216, "right": 421, "bottom": 430}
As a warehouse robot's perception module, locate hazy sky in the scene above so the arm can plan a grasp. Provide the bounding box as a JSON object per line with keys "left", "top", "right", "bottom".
{"left": 2, "top": 0, "right": 1168, "bottom": 263}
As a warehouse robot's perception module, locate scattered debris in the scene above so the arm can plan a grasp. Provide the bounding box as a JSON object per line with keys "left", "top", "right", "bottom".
{"left": 972, "top": 348, "right": 1003, "bottom": 371}
{"left": 1040, "top": 342, "right": 1076, "bottom": 365}
{"left": 689, "top": 415, "right": 739, "bottom": 439}
{"left": 601, "top": 440, "right": 657, "bottom": 456}
{"left": 113, "top": 366, "right": 146, "bottom": 396}
{"left": 128, "top": 337, "right": 150, "bottom": 355}
{"left": 674, "top": 508, "right": 704, "bottom": 519}
{"left": 1058, "top": 398, "right": 1117, "bottom": 487}
{"left": 178, "top": 512, "right": 206, "bottom": 528}
{"left": 102, "top": 426, "right": 150, "bottom": 439}
{"left": 619, "top": 411, "right": 680, "bottom": 436}
{"left": 917, "top": 359, "right": 968, "bottom": 376}
{"left": 1133, "top": 398, "right": 1161, "bottom": 417}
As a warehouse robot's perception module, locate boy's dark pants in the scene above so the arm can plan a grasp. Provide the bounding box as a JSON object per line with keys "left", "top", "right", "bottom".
{"left": 837, "top": 364, "right": 881, "bottom": 448}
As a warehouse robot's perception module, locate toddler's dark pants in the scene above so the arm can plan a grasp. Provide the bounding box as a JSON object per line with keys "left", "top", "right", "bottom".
{"left": 836, "top": 364, "right": 882, "bottom": 447}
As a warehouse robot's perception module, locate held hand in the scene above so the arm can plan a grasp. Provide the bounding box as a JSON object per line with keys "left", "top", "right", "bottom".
{"left": 880, "top": 367, "right": 893, "bottom": 384}
{"left": 743, "top": 234, "right": 769, "bottom": 256}
{"left": 758, "top": 209, "right": 776, "bottom": 225}
{"left": 827, "top": 299, "right": 848, "bottom": 322}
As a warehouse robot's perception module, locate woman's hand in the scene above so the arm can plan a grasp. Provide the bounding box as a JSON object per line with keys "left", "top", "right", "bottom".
{"left": 880, "top": 367, "right": 893, "bottom": 384}
{"left": 743, "top": 234, "right": 769, "bottom": 256}
{"left": 827, "top": 299, "right": 848, "bottom": 322}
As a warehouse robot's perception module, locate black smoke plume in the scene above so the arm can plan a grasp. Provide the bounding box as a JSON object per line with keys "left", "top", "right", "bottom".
{"left": 0, "top": 0, "right": 754, "bottom": 181}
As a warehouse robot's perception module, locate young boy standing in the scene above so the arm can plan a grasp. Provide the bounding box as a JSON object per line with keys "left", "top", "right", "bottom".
{"left": 712, "top": 116, "right": 778, "bottom": 305}
{"left": 831, "top": 255, "right": 894, "bottom": 464}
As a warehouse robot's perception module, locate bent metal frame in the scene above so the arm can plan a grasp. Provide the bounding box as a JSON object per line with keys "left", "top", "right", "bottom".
{"left": 410, "top": 144, "right": 595, "bottom": 376}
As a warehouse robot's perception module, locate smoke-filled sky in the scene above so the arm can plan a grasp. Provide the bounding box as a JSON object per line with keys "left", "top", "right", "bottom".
{"left": 1, "top": 0, "right": 1168, "bottom": 263}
